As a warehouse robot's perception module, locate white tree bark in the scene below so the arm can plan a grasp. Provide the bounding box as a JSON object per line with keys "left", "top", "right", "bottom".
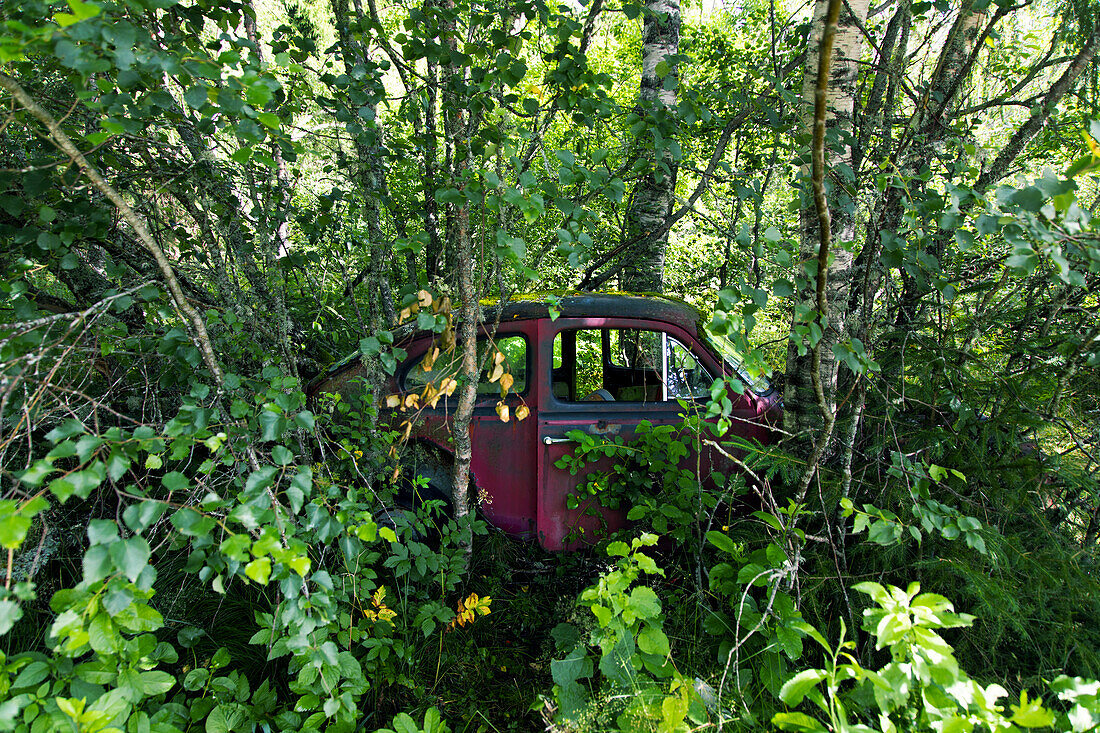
{"left": 620, "top": 0, "right": 681, "bottom": 293}
{"left": 783, "top": 0, "right": 870, "bottom": 441}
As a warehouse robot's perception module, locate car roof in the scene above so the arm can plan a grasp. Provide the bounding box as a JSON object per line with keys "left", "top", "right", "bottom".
{"left": 486, "top": 292, "right": 702, "bottom": 333}
{"left": 309, "top": 293, "right": 705, "bottom": 393}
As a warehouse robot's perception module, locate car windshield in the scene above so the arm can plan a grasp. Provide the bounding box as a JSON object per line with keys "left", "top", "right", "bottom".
{"left": 703, "top": 329, "right": 774, "bottom": 394}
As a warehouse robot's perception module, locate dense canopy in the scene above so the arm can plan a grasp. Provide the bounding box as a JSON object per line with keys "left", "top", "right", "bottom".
{"left": 1, "top": 0, "right": 1099, "bottom": 729}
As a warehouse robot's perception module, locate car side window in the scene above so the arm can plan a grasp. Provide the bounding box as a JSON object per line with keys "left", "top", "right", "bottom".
{"left": 552, "top": 328, "right": 711, "bottom": 403}
{"left": 402, "top": 335, "right": 527, "bottom": 397}
{"left": 666, "top": 337, "right": 713, "bottom": 400}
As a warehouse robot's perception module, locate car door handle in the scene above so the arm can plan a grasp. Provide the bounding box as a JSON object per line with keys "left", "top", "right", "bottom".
{"left": 543, "top": 436, "right": 574, "bottom": 445}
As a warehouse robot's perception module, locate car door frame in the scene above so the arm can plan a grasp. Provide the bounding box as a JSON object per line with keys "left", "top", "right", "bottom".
{"left": 533, "top": 316, "right": 762, "bottom": 549}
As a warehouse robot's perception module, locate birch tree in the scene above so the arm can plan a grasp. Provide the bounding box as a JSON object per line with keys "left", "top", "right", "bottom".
{"left": 620, "top": 0, "right": 682, "bottom": 293}
{"left": 783, "top": 0, "right": 870, "bottom": 446}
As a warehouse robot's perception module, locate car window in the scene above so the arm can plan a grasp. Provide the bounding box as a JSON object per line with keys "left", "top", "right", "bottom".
{"left": 402, "top": 335, "right": 527, "bottom": 397}
{"left": 552, "top": 328, "right": 712, "bottom": 403}
{"left": 666, "top": 337, "right": 713, "bottom": 400}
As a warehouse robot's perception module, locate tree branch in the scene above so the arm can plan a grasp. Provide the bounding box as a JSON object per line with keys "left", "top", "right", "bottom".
{"left": 0, "top": 72, "right": 224, "bottom": 384}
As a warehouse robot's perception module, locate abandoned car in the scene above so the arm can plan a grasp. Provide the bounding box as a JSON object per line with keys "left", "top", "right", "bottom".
{"left": 309, "top": 293, "right": 781, "bottom": 550}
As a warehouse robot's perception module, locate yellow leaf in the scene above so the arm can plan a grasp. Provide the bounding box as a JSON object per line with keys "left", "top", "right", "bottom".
{"left": 399, "top": 307, "right": 412, "bottom": 322}
{"left": 500, "top": 373, "right": 514, "bottom": 394}
{"left": 515, "top": 404, "right": 530, "bottom": 421}
{"left": 404, "top": 393, "right": 419, "bottom": 409}
{"left": 488, "top": 364, "right": 504, "bottom": 383}
{"left": 493, "top": 350, "right": 505, "bottom": 366}
{"left": 385, "top": 394, "right": 401, "bottom": 408}
{"left": 418, "top": 289, "right": 433, "bottom": 307}
{"left": 421, "top": 347, "right": 438, "bottom": 372}
{"left": 496, "top": 402, "right": 510, "bottom": 422}
{"left": 440, "top": 377, "right": 458, "bottom": 396}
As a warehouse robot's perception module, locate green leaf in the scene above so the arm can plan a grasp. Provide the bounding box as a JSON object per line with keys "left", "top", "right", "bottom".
{"left": 257, "top": 112, "right": 280, "bottom": 129}
{"left": 779, "top": 669, "right": 827, "bottom": 705}
{"left": 106, "top": 449, "right": 131, "bottom": 481}
{"left": 47, "top": 419, "right": 85, "bottom": 443}
{"left": 88, "top": 613, "right": 119, "bottom": 654}
{"left": 706, "top": 530, "right": 738, "bottom": 555}
{"left": 777, "top": 624, "right": 804, "bottom": 660}
{"left": 140, "top": 671, "right": 175, "bottom": 695}
{"left": 12, "top": 660, "right": 48, "bottom": 689}
{"left": 772, "top": 711, "right": 829, "bottom": 732}
{"left": 637, "top": 623, "right": 670, "bottom": 656}
{"left": 391, "top": 713, "right": 420, "bottom": 733}
{"left": 171, "top": 508, "right": 214, "bottom": 536}
{"left": 259, "top": 408, "right": 286, "bottom": 441}
{"left": 0, "top": 600, "right": 24, "bottom": 635}
{"left": 83, "top": 545, "right": 112, "bottom": 582}
{"left": 1010, "top": 691, "right": 1056, "bottom": 728}
{"left": 245, "top": 557, "right": 272, "bottom": 584}
{"left": 271, "top": 445, "right": 294, "bottom": 465}
{"left": 206, "top": 703, "right": 250, "bottom": 733}
{"left": 184, "top": 667, "right": 210, "bottom": 691}
{"left": 55, "top": 0, "right": 101, "bottom": 26}
{"left": 111, "top": 536, "right": 151, "bottom": 582}
{"left": 1010, "top": 186, "right": 1045, "bottom": 212}
{"left": 88, "top": 518, "right": 119, "bottom": 545}
{"left": 628, "top": 586, "right": 661, "bottom": 620}
{"left": 606, "top": 541, "right": 629, "bottom": 557}
{"left": 123, "top": 500, "right": 167, "bottom": 533}
{"left": 159, "top": 472, "right": 187, "bottom": 492}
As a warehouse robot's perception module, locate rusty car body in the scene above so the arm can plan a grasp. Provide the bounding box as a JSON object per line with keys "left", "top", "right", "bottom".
{"left": 310, "top": 293, "right": 781, "bottom": 550}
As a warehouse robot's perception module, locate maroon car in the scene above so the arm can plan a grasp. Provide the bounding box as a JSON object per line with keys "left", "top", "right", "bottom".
{"left": 311, "top": 293, "right": 780, "bottom": 550}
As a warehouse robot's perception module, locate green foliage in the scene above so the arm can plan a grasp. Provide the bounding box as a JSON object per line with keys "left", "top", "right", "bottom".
{"left": 772, "top": 582, "right": 1100, "bottom": 733}
{"left": 549, "top": 534, "right": 711, "bottom": 731}
{"left": 374, "top": 707, "right": 451, "bottom": 733}
{"left": 1, "top": 0, "right": 1099, "bottom": 728}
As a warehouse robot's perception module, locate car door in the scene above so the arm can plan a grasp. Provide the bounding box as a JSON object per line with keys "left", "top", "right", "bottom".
{"left": 400, "top": 325, "right": 539, "bottom": 538}
{"left": 534, "top": 317, "right": 724, "bottom": 550}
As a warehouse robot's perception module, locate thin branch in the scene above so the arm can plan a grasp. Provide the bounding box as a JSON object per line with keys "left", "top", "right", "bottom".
{"left": 0, "top": 73, "right": 224, "bottom": 385}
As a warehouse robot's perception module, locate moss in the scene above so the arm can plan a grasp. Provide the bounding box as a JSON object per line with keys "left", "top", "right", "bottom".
{"left": 478, "top": 289, "right": 696, "bottom": 310}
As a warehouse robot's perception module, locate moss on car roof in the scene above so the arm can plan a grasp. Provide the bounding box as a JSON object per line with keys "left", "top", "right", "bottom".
{"left": 480, "top": 291, "right": 702, "bottom": 332}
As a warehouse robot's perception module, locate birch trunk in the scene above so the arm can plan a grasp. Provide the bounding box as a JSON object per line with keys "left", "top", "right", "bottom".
{"left": 783, "top": 0, "right": 869, "bottom": 441}
{"left": 619, "top": 0, "right": 681, "bottom": 293}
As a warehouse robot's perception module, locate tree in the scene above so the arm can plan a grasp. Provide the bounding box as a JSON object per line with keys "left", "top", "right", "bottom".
{"left": 619, "top": 0, "right": 682, "bottom": 293}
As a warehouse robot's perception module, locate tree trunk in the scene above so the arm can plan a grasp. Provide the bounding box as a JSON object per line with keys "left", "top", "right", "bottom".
{"left": 783, "top": 0, "right": 869, "bottom": 443}
{"left": 331, "top": 0, "right": 397, "bottom": 332}
{"left": 438, "top": 0, "right": 477, "bottom": 557}
{"left": 619, "top": 0, "right": 681, "bottom": 293}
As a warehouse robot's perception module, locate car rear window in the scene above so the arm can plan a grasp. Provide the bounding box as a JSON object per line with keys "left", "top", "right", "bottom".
{"left": 401, "top": 335, "right": 528, "bottom": 397}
